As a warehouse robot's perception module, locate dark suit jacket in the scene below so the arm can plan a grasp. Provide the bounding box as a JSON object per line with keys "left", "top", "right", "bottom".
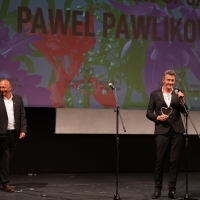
{"left": 0, "top": 94, "right": 27, "bottom": 138}
{"left": 146, "top": 88, "right": 187, "bottom": 134}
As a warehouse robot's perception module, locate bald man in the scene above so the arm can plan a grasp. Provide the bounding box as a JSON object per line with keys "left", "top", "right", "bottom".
{"left": 0, "top": 79, "right": 27, "bottom": 192}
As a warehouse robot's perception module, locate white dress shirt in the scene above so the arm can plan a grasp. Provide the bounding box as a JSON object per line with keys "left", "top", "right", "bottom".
{"left": 3, "top": 94, "right": 15, "bottom": 130}
{"left": 162, "top": 87, "right": 172, "bottom": 107}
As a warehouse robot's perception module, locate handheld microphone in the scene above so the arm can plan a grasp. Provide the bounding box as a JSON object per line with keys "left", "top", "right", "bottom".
{"left": 108, "top": 83, "right": 115, "bottom": 90}
{"left": 174, "top": 88, "right": 179, "bottom": 94}
{"left": 174, "top": 88, "right": 184, "bottom": 98}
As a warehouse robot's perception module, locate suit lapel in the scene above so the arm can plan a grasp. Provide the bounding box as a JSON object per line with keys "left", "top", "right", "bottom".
{"left": 170, "top": 90, "right": 176, "bottom": 106}
{"left": 12, "top": 95, "right": 17, "bottom": 117}
{"left": 157, "top": 88, "right": 168, "bottom": 107}
{"left": 0, "top": 95, "right": 7, "bottom": 114}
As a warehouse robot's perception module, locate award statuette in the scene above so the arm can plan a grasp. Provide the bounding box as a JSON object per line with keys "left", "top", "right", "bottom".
{"left": 161, "top": 107, "right": 173, "bottom": 116}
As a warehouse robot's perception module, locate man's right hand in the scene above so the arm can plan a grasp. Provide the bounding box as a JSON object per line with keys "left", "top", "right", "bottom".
{"left": 157, "top": 114, "right": 169, "bottom": 121}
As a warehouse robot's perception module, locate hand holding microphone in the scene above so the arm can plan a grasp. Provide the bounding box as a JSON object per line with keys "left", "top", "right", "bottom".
{"left": 174, "top": 88, "right": 185, "bottom": 103}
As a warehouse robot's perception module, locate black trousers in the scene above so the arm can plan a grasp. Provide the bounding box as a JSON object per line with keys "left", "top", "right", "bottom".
{"left": 154, "top": 127, "right": 183, "bottom": 191}
{"left": 0, "top": 130, "right": 18, "bottom": 185}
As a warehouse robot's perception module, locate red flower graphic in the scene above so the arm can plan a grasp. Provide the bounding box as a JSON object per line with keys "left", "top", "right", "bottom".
{"left": 22, "top": 10, "right": 96, "bottom": 107}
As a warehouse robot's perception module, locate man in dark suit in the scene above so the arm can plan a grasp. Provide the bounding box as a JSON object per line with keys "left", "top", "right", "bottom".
{"left": 146, "top": 70, "right": 187, "bottom": 199}
{"left": 0, "top": 79, "right": 27, "bottom": 192}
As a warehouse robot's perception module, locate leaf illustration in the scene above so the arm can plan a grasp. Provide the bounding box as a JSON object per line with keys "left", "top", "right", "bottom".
{"left": 0, "top": 26, "right": 10, "bottom": 49}
{"left": 121, "top": 39, "right": 133, "bottom": 58}
{"left": 1, "top": 30, "right": 42, "bottom": 57}
{"left": 0, "top": 0, "right": 10, "bottom": 19}
{"left": 108, "top": 0, "right": 169, "bottom": 17}
{"left": 14, "top": 55, "right": 35, "bottom": 73}
{"left": 3, "top": 10, "right": 18, "bottom": 32}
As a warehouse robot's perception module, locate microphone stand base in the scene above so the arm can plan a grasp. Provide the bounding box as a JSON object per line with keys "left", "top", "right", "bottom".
{"left": 178, "top": 193, "right": 198, "bottom": 200}
{"left": 113, "top": 193, "right": 121, "bottom": 200}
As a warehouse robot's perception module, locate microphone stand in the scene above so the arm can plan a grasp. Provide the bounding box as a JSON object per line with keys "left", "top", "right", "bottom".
{"left": 110, "top": 85, "right": 126, "bottom": 200}
{"left": 179, "top": 98, "right": 200, "bottom": 200}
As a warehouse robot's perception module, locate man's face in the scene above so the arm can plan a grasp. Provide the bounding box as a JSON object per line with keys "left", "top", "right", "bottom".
{"left": 0, "top": 80, "right": 12, "bottom": 97}
{"left": 162, "top": 74, "right": 175, "bottom": 90}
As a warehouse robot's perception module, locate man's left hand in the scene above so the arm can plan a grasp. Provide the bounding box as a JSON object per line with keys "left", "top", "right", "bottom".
{"left": 19, "top": 132, "right": 26, "bottom": 139}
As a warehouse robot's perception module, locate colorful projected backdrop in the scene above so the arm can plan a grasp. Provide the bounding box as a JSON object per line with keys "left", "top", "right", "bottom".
{"left": 0, "top": 0, "right": 200, "bottom": 110}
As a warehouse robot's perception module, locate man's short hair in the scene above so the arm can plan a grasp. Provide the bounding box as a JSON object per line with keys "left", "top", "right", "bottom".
{"left": 163, "top": 70, "right": 176, "bottom": 78}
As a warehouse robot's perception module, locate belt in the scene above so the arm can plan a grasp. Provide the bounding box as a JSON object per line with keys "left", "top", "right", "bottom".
{"left": 7, "top": 129, "right": 16, "bottom": 133}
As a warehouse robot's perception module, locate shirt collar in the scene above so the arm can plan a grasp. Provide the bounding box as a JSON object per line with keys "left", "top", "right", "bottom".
{"left": 3, "top": 93, "right": 13, "bottom": 100}
{"left": 162, "top": 87, "right": 173, "bottom": 94}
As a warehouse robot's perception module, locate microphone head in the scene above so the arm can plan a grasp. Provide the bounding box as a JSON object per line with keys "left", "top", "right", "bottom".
{"left": 174, "top": 88, "right": 184, "bottom": 99}
{"left": 174, "top": 88, "right": 180, "bottom": 94}
{"left": 108, "top": 83, "right": 114, "bottom": 89}
{"left": 108, "top": 83, "right": 113, "bottom": 87}
{"left": 174, "top": 88, "right": 178, "bottom": 94}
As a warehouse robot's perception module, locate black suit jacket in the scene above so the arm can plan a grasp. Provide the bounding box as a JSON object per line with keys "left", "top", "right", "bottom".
{"left": 146, "top": 88, "right": 187, "bottom": 134}
{"left": 0, "top": 94, "right": 27, "bottom": 138}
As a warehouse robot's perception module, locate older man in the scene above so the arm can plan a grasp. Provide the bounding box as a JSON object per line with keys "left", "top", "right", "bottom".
{"left": 0, "top": 79, "right": 27, "bottom": 192}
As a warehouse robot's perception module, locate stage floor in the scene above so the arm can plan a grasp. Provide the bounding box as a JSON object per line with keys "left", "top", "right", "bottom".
{"left": 0, "top": 172, "right": 200, "bottom": 200}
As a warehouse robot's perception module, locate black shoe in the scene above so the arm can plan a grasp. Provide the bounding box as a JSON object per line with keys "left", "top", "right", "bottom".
{"left": 2, "top": 184, "right": 14, "bottom": 193}
{"left": 151, "top": 190, "right": 161, "bottom": 199}
{"left": 168, "top": 190, "right": 178, "bottom": 199}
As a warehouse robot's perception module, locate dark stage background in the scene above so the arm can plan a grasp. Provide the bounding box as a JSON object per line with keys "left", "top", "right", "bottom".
{"left": 10, "top": 107, "right": 200, "bottom": 174}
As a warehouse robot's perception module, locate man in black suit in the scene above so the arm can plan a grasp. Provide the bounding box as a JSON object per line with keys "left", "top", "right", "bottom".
{"left": 0, "top": 79, "right": 27, "bottom": 192}
{"left": 146, "top": 70, "right": 187, "bottom": 199}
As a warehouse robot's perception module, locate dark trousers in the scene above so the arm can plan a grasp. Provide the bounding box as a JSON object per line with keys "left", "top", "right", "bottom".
{"left": 154, "top": 127, "right": 183, "bottom": 191}
{"left": 0, "top": 130, "right": 18, "bottom": 185}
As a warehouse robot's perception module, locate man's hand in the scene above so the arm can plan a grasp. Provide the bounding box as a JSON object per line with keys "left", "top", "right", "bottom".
{"left": 157, "top": 114, "right": 169, "bottom": 121}
{"left": 177, "top": 91, "right": 184, "bottom": 98}
{"left": 19, "top": 132, "right": 26, "bottom": 139}
{"left": 177, "top": 91, "right": 185, "bottom": 103}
